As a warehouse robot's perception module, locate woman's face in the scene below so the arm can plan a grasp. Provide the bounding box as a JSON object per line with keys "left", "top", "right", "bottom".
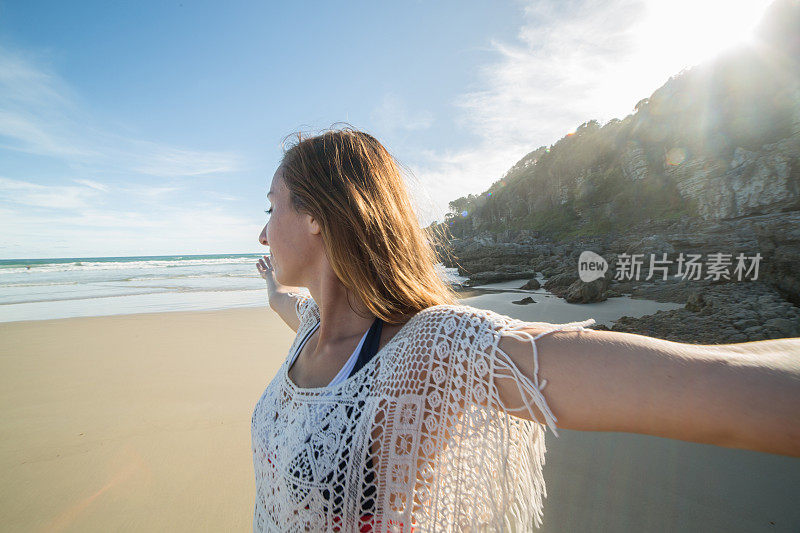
{"left": 258, "top": 166, "right": 320, "bottom": 287}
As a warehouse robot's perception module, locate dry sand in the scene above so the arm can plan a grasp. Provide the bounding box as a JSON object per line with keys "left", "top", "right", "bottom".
{"left": 1, "top": 299, "right": 799, "bottom": 532}
{"left": 1, "top": 307, "right": 291, "bottom": 532}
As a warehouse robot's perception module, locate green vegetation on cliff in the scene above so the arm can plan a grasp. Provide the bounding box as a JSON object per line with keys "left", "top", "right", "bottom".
{"left": 440, "top": 0, "right": 798, "bottom": 241}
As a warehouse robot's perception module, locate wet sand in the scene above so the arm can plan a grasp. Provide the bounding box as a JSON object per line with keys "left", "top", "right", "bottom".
{"left": 1, "top": 294, "right": 799, "bottom": 532}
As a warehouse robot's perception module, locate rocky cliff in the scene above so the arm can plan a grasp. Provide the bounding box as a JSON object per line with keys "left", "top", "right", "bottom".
{"left": 434, "top": 0, "right": 800, "bottom": 343}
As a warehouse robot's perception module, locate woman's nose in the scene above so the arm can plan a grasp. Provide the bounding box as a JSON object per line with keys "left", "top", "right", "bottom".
{"left": 259, "top": 225, "right": 268, "bottom": 246}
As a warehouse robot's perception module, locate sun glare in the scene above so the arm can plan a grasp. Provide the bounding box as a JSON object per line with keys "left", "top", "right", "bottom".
{"left": 639, "top": 0, "right": 772, "bottom": 70}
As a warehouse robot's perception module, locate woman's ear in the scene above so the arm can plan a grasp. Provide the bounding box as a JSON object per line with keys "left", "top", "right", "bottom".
{"left": 306, "top": 213, "right": 321, "bottom": 235}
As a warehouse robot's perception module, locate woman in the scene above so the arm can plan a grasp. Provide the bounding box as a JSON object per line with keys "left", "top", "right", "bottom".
{"left": 252, "top": 127, "right": 800, "bottom": 532}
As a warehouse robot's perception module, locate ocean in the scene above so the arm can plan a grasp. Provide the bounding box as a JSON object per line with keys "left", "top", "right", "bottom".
{"left": 0, "top": 254, "right": 469, "bottom": 323}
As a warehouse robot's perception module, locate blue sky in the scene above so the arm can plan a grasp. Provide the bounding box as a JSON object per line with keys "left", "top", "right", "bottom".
{"left": 0, "top": 0, "right": 770, "bottom": 259}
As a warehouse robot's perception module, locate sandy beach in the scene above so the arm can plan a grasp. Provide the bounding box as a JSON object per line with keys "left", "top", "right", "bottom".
{"left": 2, "top": 299, "right": 799, "bottom": 532}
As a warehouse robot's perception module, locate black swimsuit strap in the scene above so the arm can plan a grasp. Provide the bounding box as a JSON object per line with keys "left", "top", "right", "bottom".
{"left": 349, "top": 317, "right": 383, "bottom": 377}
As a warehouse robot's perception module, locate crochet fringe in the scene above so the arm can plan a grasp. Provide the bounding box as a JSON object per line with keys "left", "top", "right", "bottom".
{"left": 253, "top": 289, "right": 595, "bottom": 532}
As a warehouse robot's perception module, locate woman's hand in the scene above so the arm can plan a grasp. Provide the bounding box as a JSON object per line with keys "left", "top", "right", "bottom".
{"left": 256, "top": 254, "right": 275, "bottom": 282}
{"left": 256, "top": 254, "right": 285, "bottom": 296}
{"left": 255, "top": 254, "right": 304, "bottom": 332}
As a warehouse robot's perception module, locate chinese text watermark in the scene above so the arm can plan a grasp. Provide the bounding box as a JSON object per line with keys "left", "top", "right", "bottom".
{"left": 578, "top": 251, "right": 762, "bottom": 283}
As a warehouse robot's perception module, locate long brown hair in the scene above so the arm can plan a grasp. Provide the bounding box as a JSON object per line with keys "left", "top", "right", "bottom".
{"left": 279, "top": 126, "right": 459, "bottom": 324}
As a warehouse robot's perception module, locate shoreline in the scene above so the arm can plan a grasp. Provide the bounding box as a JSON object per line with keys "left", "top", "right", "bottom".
{"left": 0, "top": 277, "right": 664, "bottom": 326}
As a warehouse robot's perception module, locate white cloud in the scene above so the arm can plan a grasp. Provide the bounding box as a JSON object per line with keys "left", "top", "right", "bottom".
{"left": 0, "top": 109, "right": 96, "bottom": 157}
{"left": 115, "top": 183, "right": 182, "bottom": 198}
{"left": 409, "top": 0, "right": 771, "bottom": 225}
{"left": 131, "top": 142, "right": 242, "bottom": 177}
{"left": 372, "top": 93, "right": 434, "bottom": 133}
{"left": 0, "top": 46, "right": 250, "bottom": 257}
{"left": 0, "top": 47, "right": 243, "bottom": 177}
{"left": 457, "top": 0, "right": 643, "bottom": 142}
{"left": 0, "top": 176, "right": 104, "bottom": 210}
{"left": 406, "top": 146, "right": 523, "bottom": 226}
{"left": 0, "top": 175, "right": 254, "bottom": 257}
{"left": 408, "top": 0, "right": 645, "bottom": 224}
{"left": 72, "top": 178, "right": 109, "bottom": 192}
{"left": 0, "top": 201, "right": 262, "bottom": 258}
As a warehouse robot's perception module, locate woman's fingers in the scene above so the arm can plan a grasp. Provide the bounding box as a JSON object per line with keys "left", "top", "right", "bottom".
{"left": 256, "top": 255, "right": 272, "bottom": 280}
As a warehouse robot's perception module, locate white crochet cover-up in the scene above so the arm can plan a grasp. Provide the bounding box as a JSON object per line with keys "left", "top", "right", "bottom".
{"left": 251, "top": 289, "right": 595, "bottom": 532}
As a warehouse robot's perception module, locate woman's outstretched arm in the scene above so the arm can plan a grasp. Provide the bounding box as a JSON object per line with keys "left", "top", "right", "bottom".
{"left": 496, "top": 327, "right": 800, "bottom": 457}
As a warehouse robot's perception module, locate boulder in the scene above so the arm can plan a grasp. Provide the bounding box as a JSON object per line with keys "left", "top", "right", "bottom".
{"left": 685, "top": 291, "right": 708, "bottom": 312}
{"left": 564, "top": 277, "right": 610, "bottom": 304}
{"left": 520, "top": 278, "right": 541, "bottom": 290}
{"left": 543, "top": 272, "right": 579, "bottom": 292}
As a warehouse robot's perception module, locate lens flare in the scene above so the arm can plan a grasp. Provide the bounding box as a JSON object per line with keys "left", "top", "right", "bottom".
{"left": 665, "top": 147, "right": 687, "bottom": 166}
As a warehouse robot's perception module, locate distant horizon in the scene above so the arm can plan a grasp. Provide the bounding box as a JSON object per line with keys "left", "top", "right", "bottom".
{"left": 0, "top": 251, "right": 267, "bottom": 262}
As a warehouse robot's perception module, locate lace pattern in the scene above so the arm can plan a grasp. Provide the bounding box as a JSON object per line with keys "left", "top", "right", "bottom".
{"left": 252, "top": 290, "right": 595, "bottom": 532}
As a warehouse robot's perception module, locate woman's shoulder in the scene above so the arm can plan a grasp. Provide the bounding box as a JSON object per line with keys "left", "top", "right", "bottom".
{"left": 410, "top": 303, "right": 528, "bottom": 341}
{"left": 417, "top": 303, "right": 523, "bottom": 326}
{"left": 417, "top": 303, "right": 595, "bottom": 336}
